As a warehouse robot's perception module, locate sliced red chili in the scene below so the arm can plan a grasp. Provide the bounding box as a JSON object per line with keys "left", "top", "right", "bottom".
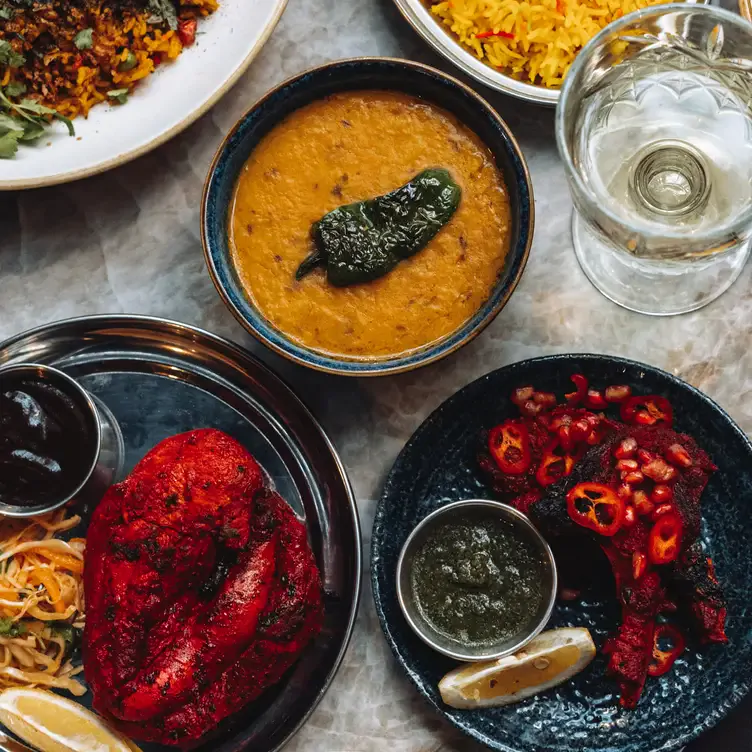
{"left": 648, "top": 623, "right": 685, "bottom": 677}
{"left": 536, "top": 439, "right": 580, "bottom": 487}
{"left": 620, "top": 395, "right": 673, "bottom": 426}
{"left": 476, "top": 29, "right": 515, "bottom": 38}
{"left": 566, "top": 482, "right": 625, "bottom": 536}
{"left": 488, "top": 420, "right": 532, "bottom": 476}
{"left": 557, "top": 424, "right": 573, "bottom": 452}
{"left": 648, "top": 512, "right": 682, "bottom": 565}
{"left": 178, "top": 18, "right": 198, "bottom": 46}
{"left": 565, "top": 374, "right": 588, "bottom": 405}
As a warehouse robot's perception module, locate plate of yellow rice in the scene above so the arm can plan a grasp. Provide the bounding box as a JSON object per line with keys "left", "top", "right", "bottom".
{"left": 0, "top": 0, "right": 287, "bottom": 189}
{"left": 391, "top": 0, "right": 705, "bottom": 104}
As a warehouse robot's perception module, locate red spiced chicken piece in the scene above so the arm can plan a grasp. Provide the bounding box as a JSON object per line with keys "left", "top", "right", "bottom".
{"left": 83, "top": 429, "right": 322, "bottom": 747}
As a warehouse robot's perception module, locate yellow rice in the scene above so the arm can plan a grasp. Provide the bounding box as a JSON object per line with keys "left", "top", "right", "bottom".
{"left": 0, "top": 0, "right": 218, "bottom": 120}
{"left": 430, "top": 0, "right": 676, "bottom": 88}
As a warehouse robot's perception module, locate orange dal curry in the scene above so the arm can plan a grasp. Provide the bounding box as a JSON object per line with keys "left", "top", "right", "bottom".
{"left": 229, "top": 91, "right": 511, "bottom": 360}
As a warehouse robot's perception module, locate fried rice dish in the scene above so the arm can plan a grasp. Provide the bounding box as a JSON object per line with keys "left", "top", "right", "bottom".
{"left": 429, "top": 0, "right": 675, "bottom": 88}
{"left": 0, "top": 0, "right": 218, "bottom": 120}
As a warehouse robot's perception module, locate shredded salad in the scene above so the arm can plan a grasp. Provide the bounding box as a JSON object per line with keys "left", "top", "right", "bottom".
{"left": 0, "top": 509, "right": 86, "bottom": 696}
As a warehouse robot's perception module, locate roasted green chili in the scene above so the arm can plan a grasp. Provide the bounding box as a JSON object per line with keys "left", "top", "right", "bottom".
{"left": 295, "top": 168, "right": 462, "bottom": 287}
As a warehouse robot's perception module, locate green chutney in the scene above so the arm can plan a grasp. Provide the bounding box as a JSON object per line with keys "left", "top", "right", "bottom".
{"left": 410, "top": 514, "right": 546, "bottom": 646}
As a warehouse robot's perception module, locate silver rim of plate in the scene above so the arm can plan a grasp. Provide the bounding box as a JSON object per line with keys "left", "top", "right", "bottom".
{"left": 0, "top": 313, "right": 362, "bottom": 752}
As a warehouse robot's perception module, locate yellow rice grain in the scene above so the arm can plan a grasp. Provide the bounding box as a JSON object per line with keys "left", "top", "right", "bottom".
{"left": 430, "top": 0, "right": 676, "bottom": 87}
{"left": 0, "top": 0, "right": 219, "bottom": 120}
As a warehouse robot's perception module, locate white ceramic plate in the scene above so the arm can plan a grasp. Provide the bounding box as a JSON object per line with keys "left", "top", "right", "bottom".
{"left": 0, "top": 0, "right": 286, "bottom": 190}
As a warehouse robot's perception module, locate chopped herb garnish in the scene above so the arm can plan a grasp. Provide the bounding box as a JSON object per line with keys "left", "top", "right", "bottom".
{"left": 118, "top": 50, "right": 138, "bottom": 72}
{"left": 50, "top": 622, "right": 76, "bottom": 647}
{"left": 4, "top": 81, "right": 26, "bottom": 98}
{"left": 0, "top": 89, "right": 74, "bottom": 158}
{"left": 146, "top": 0, "right": 178, "bottom": 30}
{"left": 0, "top": 617, "right": 26, "bottom": 637}
{"left": 0, "top": 40, "right": 25, "bottom": 68}
{"left": 74, "top": 28, "right": 94, "bottom": 50}
{"left": 0, "top": 114, "right": 24, "bottom": 158}
{"left": 107, "top": 88, "right": 129, "bottom": 105}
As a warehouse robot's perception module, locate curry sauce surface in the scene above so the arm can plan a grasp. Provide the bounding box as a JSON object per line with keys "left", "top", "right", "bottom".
{"left": 229, "top": 91, "right": 511, "bottom": 360}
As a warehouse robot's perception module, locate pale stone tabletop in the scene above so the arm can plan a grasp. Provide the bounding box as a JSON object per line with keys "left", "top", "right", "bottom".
{"left": 1, "top": 0, "right": 751, "bottom": 749}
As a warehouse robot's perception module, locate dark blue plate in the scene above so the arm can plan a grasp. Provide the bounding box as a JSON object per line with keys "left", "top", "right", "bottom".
{"left": 371, "top": 354, "right": 752, "bottom": 752}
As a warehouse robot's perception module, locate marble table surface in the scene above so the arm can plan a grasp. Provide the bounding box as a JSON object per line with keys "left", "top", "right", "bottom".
{"left": 1, "top": 0, "right": 751, "bottom": 749}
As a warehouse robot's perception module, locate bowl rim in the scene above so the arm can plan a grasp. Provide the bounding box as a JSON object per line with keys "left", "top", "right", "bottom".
{"left": 0, "top": 362, "right": 102, "bottom": 517}
{"left": 395, "top": 498, "right": 558, "bottom": 662}
{"left": 201, "top": 56, "right": 534, "bottom": 377}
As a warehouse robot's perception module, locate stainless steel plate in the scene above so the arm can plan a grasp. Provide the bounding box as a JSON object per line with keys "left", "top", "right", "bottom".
{"left": 0, "top": 314, "right": 361, "bottom": 752}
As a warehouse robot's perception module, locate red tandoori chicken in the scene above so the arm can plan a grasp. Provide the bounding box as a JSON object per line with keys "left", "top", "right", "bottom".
{"left": 83, "top": 428, "right": 323, "bottom": 746}
{"left": 478, "top": 376, "right": 727, "bottom": 708}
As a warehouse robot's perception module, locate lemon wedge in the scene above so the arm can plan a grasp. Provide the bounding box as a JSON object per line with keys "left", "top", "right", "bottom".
{"left": 439, "top": 627, "right": 596, "bottom": 709}
{"left": 0, "top": 687, "right": 140, "bottom": 752}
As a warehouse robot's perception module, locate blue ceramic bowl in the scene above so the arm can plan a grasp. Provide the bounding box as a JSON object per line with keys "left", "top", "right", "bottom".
{"left": 202, "top": 58, "right": 533, "bottom": 376}
{"left": 372, "top": 354, "right": 752, "bottom": 752}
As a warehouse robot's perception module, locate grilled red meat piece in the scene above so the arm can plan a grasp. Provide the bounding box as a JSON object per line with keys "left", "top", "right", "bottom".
{"left": 667, "top": 541, "right": 728, "bottom": 644}
{"left": 83, "top": 429, "right": 323, "bottom": 747}
{"left": 478, "top": 409, "right": 620, "bottom": 500}
{"left": 485, "top": 411, "right": 726, "bottom": 707}
{"left": 602, "top": 547, "right": 667, "bottom": 708}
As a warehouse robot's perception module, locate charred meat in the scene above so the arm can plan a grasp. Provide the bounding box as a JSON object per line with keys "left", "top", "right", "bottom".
{"left": 83, "top": 429, "right": 323, "bottom": 746}
{"left": 478, "top": 375, "right": 727, "bottom": 708}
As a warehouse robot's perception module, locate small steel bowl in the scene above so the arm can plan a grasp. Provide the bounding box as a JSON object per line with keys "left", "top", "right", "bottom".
{"left": 202, "top": 57, "right": 533, "bottom": 377}
{"left": 0, "top": 363, "right": 123, "bottom": 517}
{"left": 396, "top": 499, "right": 557, "bottom": 662}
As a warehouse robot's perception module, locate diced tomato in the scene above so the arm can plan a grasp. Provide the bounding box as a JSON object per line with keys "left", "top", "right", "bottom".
{"left": 178, "top": 18, "right": 198, "bottom": 47}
